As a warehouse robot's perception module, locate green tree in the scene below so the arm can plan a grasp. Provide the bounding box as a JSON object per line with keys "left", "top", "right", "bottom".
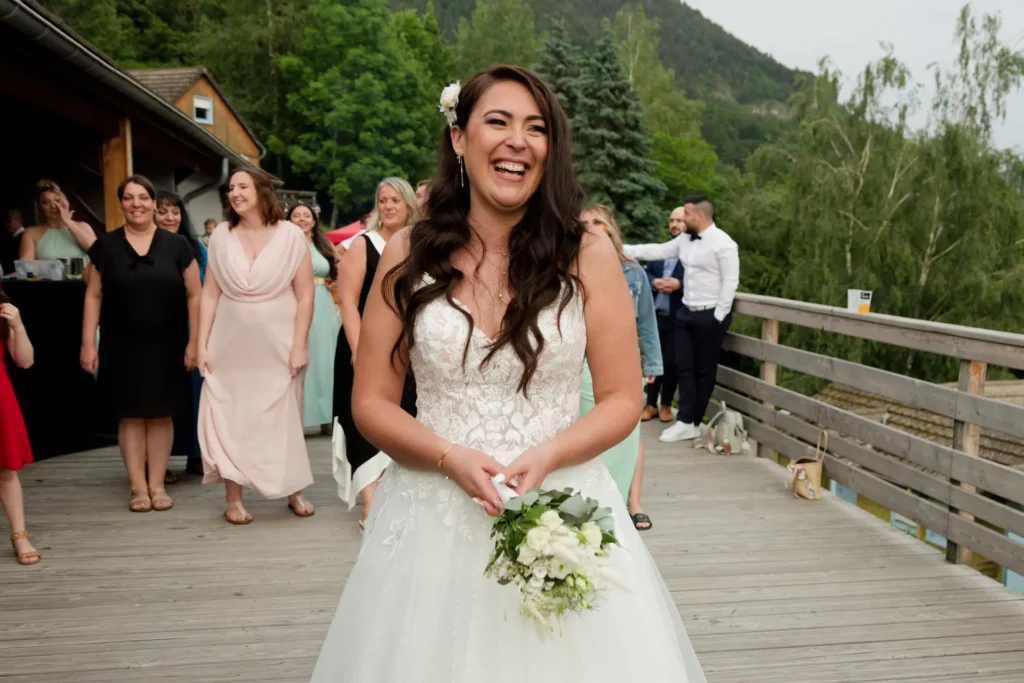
{"left": 733, "top": 5, "right": 1024, "bottom": 387}
{"left": 453, "top": 0, "right": 540, "bottom": 77}
{"left": 649, "top": 133, "right": 721, "bottom": 212}
{"left": 573, "top": 29, "right": 665, "bottom": 241}
{"left": 392, "top": 2, "right": 456, "bottom": 88}
{"left": 611, "top": 4, "right": 702, "bottom": 139}
{"left": 279, "top": 0, "right": 437, "bottom": 222}
{"left": 533, "top": 19, "right": 585, "bottom": 121}
{"left": 196, "top": 0, "right": 307, "bottom": 178}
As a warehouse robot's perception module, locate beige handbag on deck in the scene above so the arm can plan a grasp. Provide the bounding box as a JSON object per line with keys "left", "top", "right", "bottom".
{"left": 787, "top": 431, "right": 827, "bottom": 500}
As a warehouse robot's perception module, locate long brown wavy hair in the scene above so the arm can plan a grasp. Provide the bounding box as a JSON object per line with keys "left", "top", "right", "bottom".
{"left": 384, "top": 65, "right": 586, "bottom": 394}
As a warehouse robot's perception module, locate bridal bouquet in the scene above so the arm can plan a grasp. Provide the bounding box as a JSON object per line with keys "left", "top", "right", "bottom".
{"left": 484, "top": 478, "right": 624, "bottom": 634}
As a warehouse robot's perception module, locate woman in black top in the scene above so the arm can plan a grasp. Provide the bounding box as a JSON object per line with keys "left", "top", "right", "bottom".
{"left": 333, "top": 177, "right": 419, "bottom": 530}
{"left": 80, "top": 175, "right": 202, "bottom": 513}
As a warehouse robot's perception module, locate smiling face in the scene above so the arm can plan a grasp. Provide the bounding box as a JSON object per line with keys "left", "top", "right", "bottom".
{"left": 377, "top": 185, "right": 410, "bottom": 231}
{"left": 451, "top": 79, "right": 548, "bottom": 220}
{"left": 121, "top": 182, "right": 155, "bottom": 228}
{"left": 155, "top": 201, "right": 182, "bottom": 233}
{"left": 227, "top": 171, "right": 258, "bottom": 218}
{"left": 290, "top": 205, "right": 316, "bottom": 234}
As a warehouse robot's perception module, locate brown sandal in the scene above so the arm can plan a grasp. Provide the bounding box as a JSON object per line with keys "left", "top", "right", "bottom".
{"left": 224, "top": 501, "right": 253, "bottom": 525}
{"left": 129, "top": 488, "right": 152, "bottom": 513}
{"left": 287, "top": 494, "right": 315, "bottom": 518}
{"left": 149, "top": 487, "right": 174, "bottom": 512}
{"left": 10, "top": 531, "right": 41, "bottom": 565}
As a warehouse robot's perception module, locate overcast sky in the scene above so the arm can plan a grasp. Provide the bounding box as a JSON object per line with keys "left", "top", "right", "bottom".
{"left": 683, "top": 0, "right": 1024, "bottom": 152}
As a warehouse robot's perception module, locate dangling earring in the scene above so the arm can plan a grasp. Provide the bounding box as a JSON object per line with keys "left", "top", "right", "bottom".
{"left": 458, "top": 155, "right": 465, "bottom": 188}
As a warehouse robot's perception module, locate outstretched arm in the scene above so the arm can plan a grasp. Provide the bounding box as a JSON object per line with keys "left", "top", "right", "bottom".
{"left": 623, "top": 234, "right": 684, "bottom": 262}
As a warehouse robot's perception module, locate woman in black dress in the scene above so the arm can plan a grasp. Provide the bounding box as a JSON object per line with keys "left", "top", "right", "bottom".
{"left": 80, "top": 175, "right": 202, "bottom": 513}
{"left": 334, "top": 177, "right": 419, "bottom": 530}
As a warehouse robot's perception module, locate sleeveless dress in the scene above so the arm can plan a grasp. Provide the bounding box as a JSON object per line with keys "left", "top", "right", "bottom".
{"left": 88, "top": 228, "right": 193, "bottom": 419}
{"left": 198, "top": 222, "right": 313, "bottom": 498}
{"left": 303, "top": 243, "right": 339, "bottom": 428}
{"left": 36, "top": 225, "right": 88, "bottom": 260}
{"left": 0, "top": 342, "right": 32, "bottom": 471}
{"left": 331, "top": 232, "right": 416, "bottom": 508}
{"left": 310, "top": 279, "right": 707, "bottom": 682}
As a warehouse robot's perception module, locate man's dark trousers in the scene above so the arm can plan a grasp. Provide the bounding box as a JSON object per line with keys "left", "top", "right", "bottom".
{"left": 673, "top": 306, "right": 732, "bottom": 425}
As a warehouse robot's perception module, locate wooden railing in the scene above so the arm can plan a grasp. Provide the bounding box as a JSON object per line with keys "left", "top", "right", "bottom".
{"left": 713, "top": 293, "right": 1024, "bottom": 576}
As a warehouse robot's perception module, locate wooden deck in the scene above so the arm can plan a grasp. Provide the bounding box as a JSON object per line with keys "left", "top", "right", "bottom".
{"left": 2, "top": 424, "right": 1024, "bottom": 682}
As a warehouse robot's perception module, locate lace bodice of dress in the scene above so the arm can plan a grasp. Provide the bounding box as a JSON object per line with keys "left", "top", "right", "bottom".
{"left": 410, "top": 279, "right": 586, "bottom": 465}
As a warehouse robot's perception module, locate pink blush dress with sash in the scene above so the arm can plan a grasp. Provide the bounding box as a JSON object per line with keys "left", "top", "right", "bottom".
{"left": 197, "top": 221, "right": 313, "bottom": 498}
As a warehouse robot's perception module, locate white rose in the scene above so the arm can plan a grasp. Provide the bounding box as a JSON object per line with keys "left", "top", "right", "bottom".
{"left": 539, "top": 510, "right": 563, "bottom": 530}
{"left": 526, "top": 525, "right": 552, "bottom": 552}
{"left": 581, "top": 521, "right": 603, "bottom": 548}
{"left": 517, "top": 544, "right": 538, "bottom": 566}
{"left": 532, "top": 564, "right": 547, "bottom": 580}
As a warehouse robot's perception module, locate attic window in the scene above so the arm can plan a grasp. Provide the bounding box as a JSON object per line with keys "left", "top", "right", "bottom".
{"left": 193, "top": 95, "right": 213, "bottom": 124}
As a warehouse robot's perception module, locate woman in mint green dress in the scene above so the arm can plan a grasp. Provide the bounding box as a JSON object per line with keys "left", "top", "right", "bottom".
{"left": 288, "top": 203, "right": 340, "bottom": 432}
{"left": 19, "top": 179, "right": 96, "bottom": 263}
{"left": 579, "top": 205, "right": 662, "bottom": 530}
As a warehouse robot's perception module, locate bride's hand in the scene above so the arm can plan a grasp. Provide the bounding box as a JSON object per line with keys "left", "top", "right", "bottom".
{"left": 443, "top": 446, "right": 505, "bottom": 516}
{"left": 503, "top": 445, "right": 556, "bottom": 496}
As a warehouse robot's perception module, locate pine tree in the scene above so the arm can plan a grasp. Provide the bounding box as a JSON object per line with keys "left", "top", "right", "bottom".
{"left": 533, "top": 19, "right": 584, "bottom": 121}
{"left": 573, "top": 29, "right": 666, "bottom": 242}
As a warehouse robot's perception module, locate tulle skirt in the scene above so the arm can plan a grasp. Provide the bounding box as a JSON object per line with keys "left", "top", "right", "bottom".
{"left": 310, "top": 450, "right": 707, "bottom": 682}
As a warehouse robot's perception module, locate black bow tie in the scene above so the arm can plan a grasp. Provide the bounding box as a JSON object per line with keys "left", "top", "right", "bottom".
{"left": 689, "top": 232, "right": 701, "bottom": 241}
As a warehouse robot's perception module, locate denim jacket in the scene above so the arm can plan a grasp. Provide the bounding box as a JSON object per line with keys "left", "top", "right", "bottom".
{"left": 622, "top": 260, "right": 663, "bottom": 377}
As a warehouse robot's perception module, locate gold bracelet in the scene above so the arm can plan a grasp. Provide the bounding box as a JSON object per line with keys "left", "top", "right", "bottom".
{"left": 438, "top": 443, "right": 456, "bottom": 477}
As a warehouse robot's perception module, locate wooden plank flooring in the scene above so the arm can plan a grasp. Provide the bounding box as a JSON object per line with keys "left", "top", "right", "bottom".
{"left": 2, "top": 422, "right": 1023, "bottom": 682}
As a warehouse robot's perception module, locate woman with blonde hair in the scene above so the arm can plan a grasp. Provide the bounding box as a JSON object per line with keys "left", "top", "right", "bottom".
{"left": 332, "top": 177, "right": 419, "bottom": 530}
{"left": 20, "top": 179, "right": 96, "bottom": 262}
{"left": 579, "top": 204, "right": 662, "bottom": 530}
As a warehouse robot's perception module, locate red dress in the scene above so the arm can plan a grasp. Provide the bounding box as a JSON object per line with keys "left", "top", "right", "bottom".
{"left": 0, "top": 342, "right": 32, "bottom": 470}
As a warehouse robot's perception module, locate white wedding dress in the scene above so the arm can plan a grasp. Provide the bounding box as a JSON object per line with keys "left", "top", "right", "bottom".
{"left": 310, "top": 282, "right": 707, "bottom": 682}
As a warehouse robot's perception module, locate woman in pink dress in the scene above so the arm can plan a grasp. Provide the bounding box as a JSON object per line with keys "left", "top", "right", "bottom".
{"left": 196, "top": 168, "right": 315, "bottom": 524}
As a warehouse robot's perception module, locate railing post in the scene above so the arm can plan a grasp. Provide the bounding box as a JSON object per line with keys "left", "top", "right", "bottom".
{"left": 757, "top": 318, "right": 779, "bottom": 460}
{"left": 946, "top": 358, "right": 987, "bottom": 565}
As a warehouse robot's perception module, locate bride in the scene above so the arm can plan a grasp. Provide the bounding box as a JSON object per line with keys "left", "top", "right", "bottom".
{"left": 310, "top": 66, "right": 706, "bottom": 682}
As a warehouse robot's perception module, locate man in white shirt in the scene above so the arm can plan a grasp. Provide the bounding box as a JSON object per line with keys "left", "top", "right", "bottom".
{"left": 624, "top": 195, "right": 739, "bottom": 442}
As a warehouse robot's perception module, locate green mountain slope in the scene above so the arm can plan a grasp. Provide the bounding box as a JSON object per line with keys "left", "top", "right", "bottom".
{"left": 391, "top": 0, "right": 808, "bottom": 105}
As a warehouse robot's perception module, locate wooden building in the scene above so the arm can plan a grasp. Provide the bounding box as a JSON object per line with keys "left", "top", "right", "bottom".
{"left": 0, "top": 0, "right": 262, "bottom": 234}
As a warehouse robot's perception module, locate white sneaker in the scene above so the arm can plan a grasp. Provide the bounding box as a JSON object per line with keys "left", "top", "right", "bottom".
{"left": 659, "top": 421, "right": 702, "bottom": 442}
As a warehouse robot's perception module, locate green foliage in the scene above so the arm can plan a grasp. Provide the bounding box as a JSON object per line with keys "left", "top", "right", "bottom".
{"left": 730, "top": 6, "right": 1024, "bottom": 386}
{"left": 533, "top": 19, "right": 585, "bottom": 121}
{"left": 453, "top": 0, "right": 540, "bottom": 77}
{"left": 279, "top": 0, "right": 437, "bottom": 217}
{"left": 572, "top": 30, "right": 665, "bottom": 241}
{"left": 611, "top": 5, "right": 702, "bottom": 139}
{"left": 393, "top": 0, "right": 808, "bottom": 104}
{"left": 392, "top": 2, "right": 456, "bottom": 87}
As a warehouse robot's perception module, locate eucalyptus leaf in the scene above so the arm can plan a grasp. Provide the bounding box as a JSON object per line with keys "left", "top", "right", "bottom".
{"left": 597, "top": 516, "right": 615, "bottom": 532}
{"left": 504, "top": 497, "right": 524, "bottom": 512}
{"left": 592, "top": 507, "right": 612, "bottom": 520}
{"left": 521, "top": 490, "right": 540, "bottom": 506}
{"left": 558, "top": 494, "right": 589, "bottom": 518}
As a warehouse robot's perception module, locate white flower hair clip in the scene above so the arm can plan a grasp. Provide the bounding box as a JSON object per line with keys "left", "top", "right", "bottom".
{"left": 439, "top": 81, "right": 461, "bottom": 128}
